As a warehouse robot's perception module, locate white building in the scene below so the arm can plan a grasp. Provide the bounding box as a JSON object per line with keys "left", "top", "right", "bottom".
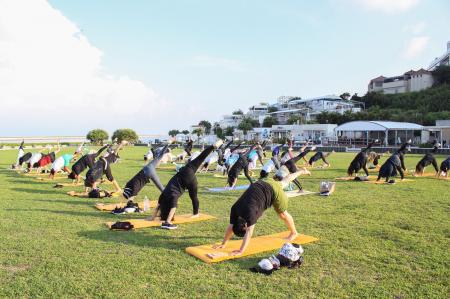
{"left": 246, "top": 104, "right": 269, "bottom": 122}
{"left": 368, "top": 69, "right": 434, "bottom": 94}
{"left": 218, "top": 114, "right": 243, "bottom": 129}
{"left": 270, "top": 124, "right": 337, "bottom": 144}
{"left": 267, "top": 95, "right": 363, "bottom": 124}
{"left": 428, "top": 41, "right": 450, "bottom": 71}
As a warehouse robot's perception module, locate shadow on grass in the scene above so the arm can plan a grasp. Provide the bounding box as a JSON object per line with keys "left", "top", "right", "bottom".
{"left": 78, "top": 229, "right": 209, "bottom": 250}
{"left": 5, "top": 208, "right": 122, "bottom": 220}
{"left": 11, "top": 187, "right": 65, "bottom": 195}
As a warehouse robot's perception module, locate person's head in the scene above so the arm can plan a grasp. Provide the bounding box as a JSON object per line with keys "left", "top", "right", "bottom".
{"left": 373, "top": 154, "right": 381, "bottom": 166}
{"left": 68, "top": 172, "right": 77, "bottom": 180}
{"left": 274, "top": 166, "right": 289, "bottom": 181}
{"left": 232, "top": 217, "right": 248, "bottom": 237}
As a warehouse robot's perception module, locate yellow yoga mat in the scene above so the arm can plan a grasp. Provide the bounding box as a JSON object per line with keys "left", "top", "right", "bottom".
{"left": 285, "top": 190, "right": 317, "bottom": 198}
{"left": 106, "top": 213, "right": 216, "bottom": 229}
{"left": 95, "top": 200, "right": 157, "bottom": 211}
{"left": 186, "top": 232, "right": 319, "bottom": 264}
{"left": 411, "top": 172, "right": 439, "bottom": 178}
{"left": 54, "top": 182, "right": 83, "bottom": 187}
{"left": 365, "top": 178, "right": 414, "bottom": 184}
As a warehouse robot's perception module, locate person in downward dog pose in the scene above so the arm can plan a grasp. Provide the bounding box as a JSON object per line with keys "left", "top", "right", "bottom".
{"left": 150, "top": 139, "right": 224, "bottom": 229}
{"left": 35, "top": 142, "right": 61, "bottom": 173}
{"left": 84, "top": 141, "right": 127, "bottom": 195}
{"left": 12, "top": 140, "right": 28, "bottom": 169}
{"left": 223, "top": 141, "right": 245, "bottom": 175}
{"left": 184, "top": 138, "right": 194, "bottom": 156}
{"left": 282, "top": 145, "right": 315, "bottom": 192}
{"left": 247, "top": 142, "right": 265, "bottom": 173}
{"left": 377, "top": 141, "right": 411, "bottom": 183}
{"left": 414, "top": 142, "right": 440, "bottom": 176}
{"left": 144, "top": 142, "right": 154, "bottom": 162}
{"left": 67, "top": 144, "right": 110, "bottom": 183}
{"left": 200, "top": 139, "right": 233, "bottom": 172}
{"left": 49, "top": 152, "right": 79, "bottom": 179}
{"left": 438, "top": 156, "right": 450, "bottom": 178}
{"left": 121, "top": 141, "right": 173, "bottom": 201}
{"left": 214, "top": 166, "right": 305, "bottom": 256}
{"left": 347, "top": 140, "right": 379, "bottom": 177}
{"left": 308, "top": 151, "right": 332, "bottom": 168}
{"left": 227, "top": 145, "right": 258, "bottom": 189}
{"left": 260, "top": 145, "right": 282, "bottom": 179}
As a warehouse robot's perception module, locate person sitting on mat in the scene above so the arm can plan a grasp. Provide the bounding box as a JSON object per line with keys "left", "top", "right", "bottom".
{"left": 121, "top": 140, "right": 174, "bottom": 201}
{"left": 214, "top": 166, "right": 304, "bottom": 256}
{"left": 438, "top": 156, "right": 450, "bottom": 178}
{"left": 68, "top": 144, "right": 110, "bottom": 184}
{"left": 150, "top": 139, "right": 224, "bottom": 230}
{"left": 49, "top": 152, "right": 79, "bottom": 179}
{"left": 414, "top": 142, "right": 440, "bottom": 176}
{"left": 347, "top": 139, "right": 379, "bottom": 177}
{"left": 377, "top": 140, "right": 410, "bottom": 183}
{"left": 281, "top": 145, "right": 314, "bottom": 192}
{"left": 84, "top": 141, "right": 127, "bottom": 195}
{"left": 227, "top": 144, "right": 257, "bottom": 189}
{"left": 308, "top": 151, "right": 332, "bottom": 168}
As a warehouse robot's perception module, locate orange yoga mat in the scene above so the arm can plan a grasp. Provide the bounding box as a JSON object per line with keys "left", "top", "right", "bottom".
{"left": 106, "top": 213, "right": 216, "bottom": 229}
{"left": 95, "top": 200, "right": 157, "bottom": 211}
{"left": 186, "top": 231, "right": 319, "bottom": 263}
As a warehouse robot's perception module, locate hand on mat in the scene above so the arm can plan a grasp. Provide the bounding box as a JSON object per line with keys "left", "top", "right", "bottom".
{"left": 212, "top": 244, "right": 226, "bottom": 249}
{"left": 231, "top": 250, "right": 243, "bottom": 256}
{"left": 285, "top": 233, "right": 298, "bottom": 241}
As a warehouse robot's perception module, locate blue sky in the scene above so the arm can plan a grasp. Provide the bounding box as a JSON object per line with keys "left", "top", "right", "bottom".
{"left": 1, "top": 0, "right": 449, "bottom": 136}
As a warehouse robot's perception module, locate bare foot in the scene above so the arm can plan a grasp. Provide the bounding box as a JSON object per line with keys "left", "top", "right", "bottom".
{"left": 285, "top": 233, "right": 298, "bottom": 241}
{"left": 190, "top": 214, "right": 199, "bottom": 219}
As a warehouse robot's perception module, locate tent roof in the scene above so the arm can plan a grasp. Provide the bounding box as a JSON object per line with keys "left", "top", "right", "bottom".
{"left": 335, "top": 121, "right": 423, "bottom": 131}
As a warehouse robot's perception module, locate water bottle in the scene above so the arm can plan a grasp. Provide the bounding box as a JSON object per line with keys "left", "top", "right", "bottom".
{"left": 143, "top": 196, "right": 149, "bottom": 212}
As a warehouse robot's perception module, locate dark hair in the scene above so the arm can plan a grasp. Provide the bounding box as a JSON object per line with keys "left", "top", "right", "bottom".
{"left": 232, "top": 217, "right": 247, "bottom": 237}
{"left": 68, "top": 172, "right": 77, "bottom": 180}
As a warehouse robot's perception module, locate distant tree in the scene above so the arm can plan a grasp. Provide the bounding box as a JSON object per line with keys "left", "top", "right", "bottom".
{"left": 86, "top": 129, "right": 109, "bottom": 145}
{"left": 224, "top": 126, "right": 234, "bottom": 136}
{"left": 238, "top": 117, "right": 258, "bottom": 134}
{"left": 112, "top": 128, "right": 139, "bottom": 143}
{"left": 232, "top": 109, "right": 244, "bottom": 115}
{"left": 198, "top": 120, "right": 212, "bottom": 134}
{"left": 287, "top": 115, "right": 302, "bottom": 125}
{"left": 268, "top": 106, "right": 278, "bottom": 113}
{"left": 432, "top": 65, "right": 450, "bottom": 86}
{"left": 168, "top": 130, "right": 180, "bottom": 137}
{"left": 181, "top": 130, "right": 190, "bottom": 135}
{"left": 262, "top": 116, "right": 278, "bottom": 127}
{"left": 340, "top": 92, "right": 351, "bottom": 100}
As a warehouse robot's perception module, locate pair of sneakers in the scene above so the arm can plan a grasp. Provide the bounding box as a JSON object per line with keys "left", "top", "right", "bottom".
{"left": 161, "top": 222, "right": 177, "bottom": 230}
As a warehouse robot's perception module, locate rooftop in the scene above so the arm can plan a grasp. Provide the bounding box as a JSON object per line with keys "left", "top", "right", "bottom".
{"left": 336, "top": 121, "right": 423, "bottom": 131}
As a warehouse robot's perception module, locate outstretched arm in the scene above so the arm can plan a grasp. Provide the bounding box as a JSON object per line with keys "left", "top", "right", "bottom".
{"left": 95, "top": 144, "right": 109, "bottom": 158}
{"left": 232, "top": 225, "right": 255, "bottom": 255}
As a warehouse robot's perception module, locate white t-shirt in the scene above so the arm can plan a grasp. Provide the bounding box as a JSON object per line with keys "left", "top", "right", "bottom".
{"left": 29, "top": 153, "right": 42, "bottom": 165}
{"left": 52, "top": 156, "right": 65, "bottom": 172}
{"left": 262, "top": 159, "right": 275, "bottom": 173}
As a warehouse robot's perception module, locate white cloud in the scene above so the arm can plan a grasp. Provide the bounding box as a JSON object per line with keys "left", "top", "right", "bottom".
{"left": 351, "top": 0, "right": 420, "bottom": 14}
{"left": 0, "top": 0, "right": 171, "bottom": 135}
{"left": 403, "top": 36, "right": 429, "bottom": 59}
{"left": 403, "top": 21, "right": 426, "bottom": 34}
{"left": 191, "top": 55, "right": 246, "bottom": 72}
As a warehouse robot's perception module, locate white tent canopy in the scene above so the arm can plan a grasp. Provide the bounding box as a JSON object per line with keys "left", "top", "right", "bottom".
{"left": 335, "top": 121, "right": 423, "bottom": 132}
{"left": 335, "top": 121, "right": 423, "bottom": 146}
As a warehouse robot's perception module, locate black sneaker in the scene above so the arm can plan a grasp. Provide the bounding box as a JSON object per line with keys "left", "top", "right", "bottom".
{"left": 161, "top": 222, "right": 177, "bottom": 230}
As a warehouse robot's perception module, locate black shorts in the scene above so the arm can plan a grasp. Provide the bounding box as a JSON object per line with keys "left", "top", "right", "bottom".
{"left": 158, "top": 194, "right": 178, "bottom": 221}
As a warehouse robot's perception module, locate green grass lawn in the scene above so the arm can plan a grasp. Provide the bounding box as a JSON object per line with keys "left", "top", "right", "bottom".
{"left": 0, "top": 147, "right": 448, "bottom": 298}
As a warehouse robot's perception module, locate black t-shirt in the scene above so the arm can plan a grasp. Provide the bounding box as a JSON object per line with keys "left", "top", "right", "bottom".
{"left": 86, "top": 158, "right": 114, "bottom": 183}
{"left": 230, "top": 180, "right": 274, "bottom": 227}
{"left": 72, "top": 154, "right": 96, "bottom": 174}
{"left": 229, "top": 154, "right": 248, "bottom": 177}
{"left": 308, "top": 152, "right": 323, "bottom": 164}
